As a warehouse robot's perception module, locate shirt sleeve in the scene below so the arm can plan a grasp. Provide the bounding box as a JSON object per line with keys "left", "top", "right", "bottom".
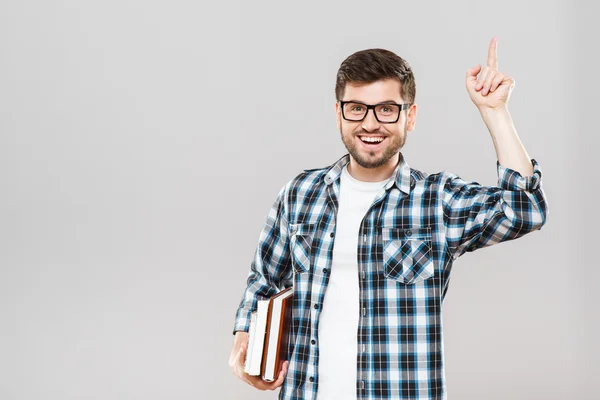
{"left": 442, "top": 158, "right": 549, "bottom": 260}
{"left": 232, "top": 183, "right": 293, "bottom": 335}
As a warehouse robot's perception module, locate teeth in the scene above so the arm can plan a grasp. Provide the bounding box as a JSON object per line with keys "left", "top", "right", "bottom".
{"left": 360, "top": 136, "right": 384, "bottom": 143}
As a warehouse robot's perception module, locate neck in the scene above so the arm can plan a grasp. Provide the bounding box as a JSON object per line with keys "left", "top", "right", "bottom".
{"left": 346, "top": 153, "right": 402, "bottom": 182}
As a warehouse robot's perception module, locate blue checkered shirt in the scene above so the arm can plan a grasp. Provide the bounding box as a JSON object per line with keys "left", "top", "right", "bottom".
{"left": 233, "top": 152, "right": 548, "bottom": 399}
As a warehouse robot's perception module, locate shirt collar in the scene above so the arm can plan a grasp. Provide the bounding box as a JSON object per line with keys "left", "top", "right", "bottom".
{"left": 323, "top": 152, "right": 413, "bottom": 195}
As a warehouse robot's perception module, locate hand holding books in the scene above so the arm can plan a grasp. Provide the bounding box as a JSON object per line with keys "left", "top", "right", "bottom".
{"left": 229, "top": 286, "right": 293, "bottom": 391}
{"left": 229, "top": 330, "right": 289, "bottom": 391}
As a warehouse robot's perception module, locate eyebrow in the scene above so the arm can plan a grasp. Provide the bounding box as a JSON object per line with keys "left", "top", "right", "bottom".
{"left": 344, "top": 99, "right": 401, "bottom": 104}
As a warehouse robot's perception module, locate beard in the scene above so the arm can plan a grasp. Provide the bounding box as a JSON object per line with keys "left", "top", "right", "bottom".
{"left": 339, "top": 123, "right": 407, "bottom": 169}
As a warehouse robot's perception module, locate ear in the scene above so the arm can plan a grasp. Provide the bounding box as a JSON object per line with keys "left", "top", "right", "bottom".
{"left": 406, "top": 103, "right": 417, "bottom": 132}
{"left": 335, "top": 101, "right": 341, "bottom": 131}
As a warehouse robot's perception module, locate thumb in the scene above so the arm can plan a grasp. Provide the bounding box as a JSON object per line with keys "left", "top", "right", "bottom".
{"left": 466, "top": 64, "right": 481, "bottom": 82}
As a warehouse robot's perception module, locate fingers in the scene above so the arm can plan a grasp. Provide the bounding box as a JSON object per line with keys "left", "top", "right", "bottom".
{"left": 230, "top": 341, "right": 248, "bottom": 379}
{"left": 233, "top": 349, "right": 289, "bottom": 392}
{"left": 266, "top": 360, "right": 289, "bottom": 389}
{"left": 272, "top": 361, "right": 289, "bottom": 388}
{"left": 481, "top": 71, "right": 508, "bottom": 96}
{"left": 229, "top": 339, "right": 244, "bottom": 369}
{"left": 466, "top": 64, "right": 481, "bottom": 78}
{"left": 469, "top": 37, "right": 499, "bottom": 91}
{"left": 244, "top": 361, "right": 289, "bottom": 391}
{"left": 488, "top": 74, "right": 504, "bottom": 94}
{"left": 236, "top": 341, "right": 247, "bottom": 367}
{"left": 475, "top": 67, "right": 490, "bottom": 91}
{"left": 487, "top": 36, "right": 498, "bottom": 70}
{"left": 467, "top": 37, "right": 511, "bottom": 100}
{"left": 481, "top": 70, "right": 497, "bottom": 96}
{"left": 245, "top": 375, "right": 272, "bottom": 390}
{"left": 232, "top": 343, "right": 270, "bottom": 390}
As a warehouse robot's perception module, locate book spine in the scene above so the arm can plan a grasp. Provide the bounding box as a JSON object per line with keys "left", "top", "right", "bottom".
{"left": 274, "top": 296, "right": 292, "bottom": 378}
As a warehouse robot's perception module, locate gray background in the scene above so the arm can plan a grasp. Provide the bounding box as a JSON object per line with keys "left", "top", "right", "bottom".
{"left": 1, "top": 0, "right": 597, "bottom": 399}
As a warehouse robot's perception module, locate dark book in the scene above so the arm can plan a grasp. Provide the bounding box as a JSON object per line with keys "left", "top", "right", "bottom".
{"left": 261, "top": 286, "right": 293, "bottom": 382}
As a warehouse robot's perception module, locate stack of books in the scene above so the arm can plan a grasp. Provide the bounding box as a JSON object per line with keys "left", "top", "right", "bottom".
{"left": 243, "top": 286, "right": 293, "bottom": 382}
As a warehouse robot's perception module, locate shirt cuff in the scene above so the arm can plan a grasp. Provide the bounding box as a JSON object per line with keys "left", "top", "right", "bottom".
{"left": 497, "top": 158, "right": 542, "bottom": 191}
{"left": 232, "top": 308, "right": 252, "bottom": 335}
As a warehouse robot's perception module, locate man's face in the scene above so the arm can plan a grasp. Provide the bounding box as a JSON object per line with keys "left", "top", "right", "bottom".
{"left": 336, "top": 78, "right": 417, "bottom": 169}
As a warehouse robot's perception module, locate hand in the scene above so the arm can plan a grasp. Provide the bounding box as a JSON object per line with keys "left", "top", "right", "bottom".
{"left": 228, "top": 331, "right": 289, "bottom": 391}
{"left": 466, "top": 36, "right": 515, "bottom": 110}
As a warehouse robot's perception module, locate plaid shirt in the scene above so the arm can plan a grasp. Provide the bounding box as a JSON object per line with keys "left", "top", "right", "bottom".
{"left": 233, "top": 152, "right": 548, "bottom": 400}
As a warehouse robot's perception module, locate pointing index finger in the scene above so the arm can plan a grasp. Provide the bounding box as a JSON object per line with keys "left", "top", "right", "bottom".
{"left": 487, "top": 36, "right": 498, "bottom": 70}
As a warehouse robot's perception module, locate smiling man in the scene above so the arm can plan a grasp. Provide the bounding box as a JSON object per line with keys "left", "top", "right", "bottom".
{"left": 229, "top": 37, "right": 548, "bottom": 400}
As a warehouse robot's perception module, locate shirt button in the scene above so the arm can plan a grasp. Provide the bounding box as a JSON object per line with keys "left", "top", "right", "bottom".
{"left": 314, "top": 304, "right": 319, "bottom": 309}
{"left": 309, "top": 377, "right": 314, "bottom": 382}
{"left": 330, "top": 232, "right": 334, "bottom": 237}
{"left": 322, "top": 268, "right": 329, "bottom": 274}
{"left": 311, "top": 339, "right": 316, "bottom": 345}
{"left": 405, "top": 229, "right": 412, "bottom": 237}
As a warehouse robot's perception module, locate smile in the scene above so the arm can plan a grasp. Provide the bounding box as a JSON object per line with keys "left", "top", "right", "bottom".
{"left": 357, "top": 135, "right": 386, "bottom": 145}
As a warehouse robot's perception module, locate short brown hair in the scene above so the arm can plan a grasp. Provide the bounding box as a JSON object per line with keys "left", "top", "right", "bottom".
{"left": 335, "top": 48, "right": 416, "bottom": 105}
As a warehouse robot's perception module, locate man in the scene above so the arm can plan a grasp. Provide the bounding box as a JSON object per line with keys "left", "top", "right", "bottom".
{"left": 228, "top": 36, "right": 548, "bottom": 400}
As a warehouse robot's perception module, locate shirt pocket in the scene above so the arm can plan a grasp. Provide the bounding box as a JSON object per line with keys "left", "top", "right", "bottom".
{"left": 289, "top": 223, "right": 316, "bottom": 274}
{"left": 382, "top": 226, "right": 435, "bottom": 284}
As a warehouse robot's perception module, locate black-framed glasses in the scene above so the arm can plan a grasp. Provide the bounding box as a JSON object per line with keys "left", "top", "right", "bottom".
{"left": 339, "top": 100, "right": 410, "bottom": 123}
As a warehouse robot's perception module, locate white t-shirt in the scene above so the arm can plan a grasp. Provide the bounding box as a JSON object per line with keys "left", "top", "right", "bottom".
{"left": 316, "top": 164, "right": 388, "bottom": 400}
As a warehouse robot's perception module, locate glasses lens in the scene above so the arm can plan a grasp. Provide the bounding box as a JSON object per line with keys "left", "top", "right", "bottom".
{"left": 343, "top": 102, "right": 367, "bottom": 121}
{"left": 375, "top": 104, "right": 400, "bottom": 122}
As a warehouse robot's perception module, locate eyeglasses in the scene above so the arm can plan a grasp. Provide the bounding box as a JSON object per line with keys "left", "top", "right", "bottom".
{"left": 339, "top": 100, "right": 410, "bottom": 123}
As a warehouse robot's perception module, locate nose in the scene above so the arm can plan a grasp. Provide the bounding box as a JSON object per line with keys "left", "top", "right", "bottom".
{"left": 361, "top": 108, "right": 380, "bottom": 132}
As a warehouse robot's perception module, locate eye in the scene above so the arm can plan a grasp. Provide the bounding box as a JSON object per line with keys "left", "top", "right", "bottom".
{"left": 376, "top": 104, "right": 399, "bottom": 116}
